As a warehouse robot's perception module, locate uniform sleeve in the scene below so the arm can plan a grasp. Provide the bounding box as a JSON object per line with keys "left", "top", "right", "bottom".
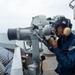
{"left": 53, "top": 40, "right": 75, "bottom": 69}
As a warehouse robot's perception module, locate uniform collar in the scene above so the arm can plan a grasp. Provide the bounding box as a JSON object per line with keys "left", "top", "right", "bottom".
{"left": 60, "top": 32, "right": 74, "bottom": 43}
{"left": 66, "top": 32, "right": 74, "bottom": 41}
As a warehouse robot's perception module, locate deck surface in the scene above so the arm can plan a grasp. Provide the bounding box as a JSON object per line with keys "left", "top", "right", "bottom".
{"left": 42, "top": 54, "right": 58, "bottom": 75}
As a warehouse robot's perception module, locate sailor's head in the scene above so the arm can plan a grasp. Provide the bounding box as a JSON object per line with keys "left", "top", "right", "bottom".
{"left": 52, "top": 16, "right": 72, "bottom": 37}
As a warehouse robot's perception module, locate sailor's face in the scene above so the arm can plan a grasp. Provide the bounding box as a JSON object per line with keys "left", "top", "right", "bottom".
{"left": 56, "top": 25, "right": 63, "bottom": 37}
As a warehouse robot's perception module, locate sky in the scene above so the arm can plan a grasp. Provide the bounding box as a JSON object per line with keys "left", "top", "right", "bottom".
{"left": 0, "top": 0, "right": 75, "bottom": 33}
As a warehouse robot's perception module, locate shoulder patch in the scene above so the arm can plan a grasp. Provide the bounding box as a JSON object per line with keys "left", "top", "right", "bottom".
{"left": 68, "top": 46, "right": 75, "bottom": 51}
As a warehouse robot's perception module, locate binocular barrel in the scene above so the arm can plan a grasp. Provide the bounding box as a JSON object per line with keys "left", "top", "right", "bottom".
{"left": 8, "top": 28, "right": 31, "bottom": 40}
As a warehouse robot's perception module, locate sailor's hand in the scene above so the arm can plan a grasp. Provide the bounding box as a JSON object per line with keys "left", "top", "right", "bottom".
{"left": 48, "top": 37, "right": 58, "bottom": 49}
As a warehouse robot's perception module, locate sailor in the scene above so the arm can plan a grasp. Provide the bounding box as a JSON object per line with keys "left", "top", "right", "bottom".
{"left": 48, "top": 16, "right": 75, "bottom": 75}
